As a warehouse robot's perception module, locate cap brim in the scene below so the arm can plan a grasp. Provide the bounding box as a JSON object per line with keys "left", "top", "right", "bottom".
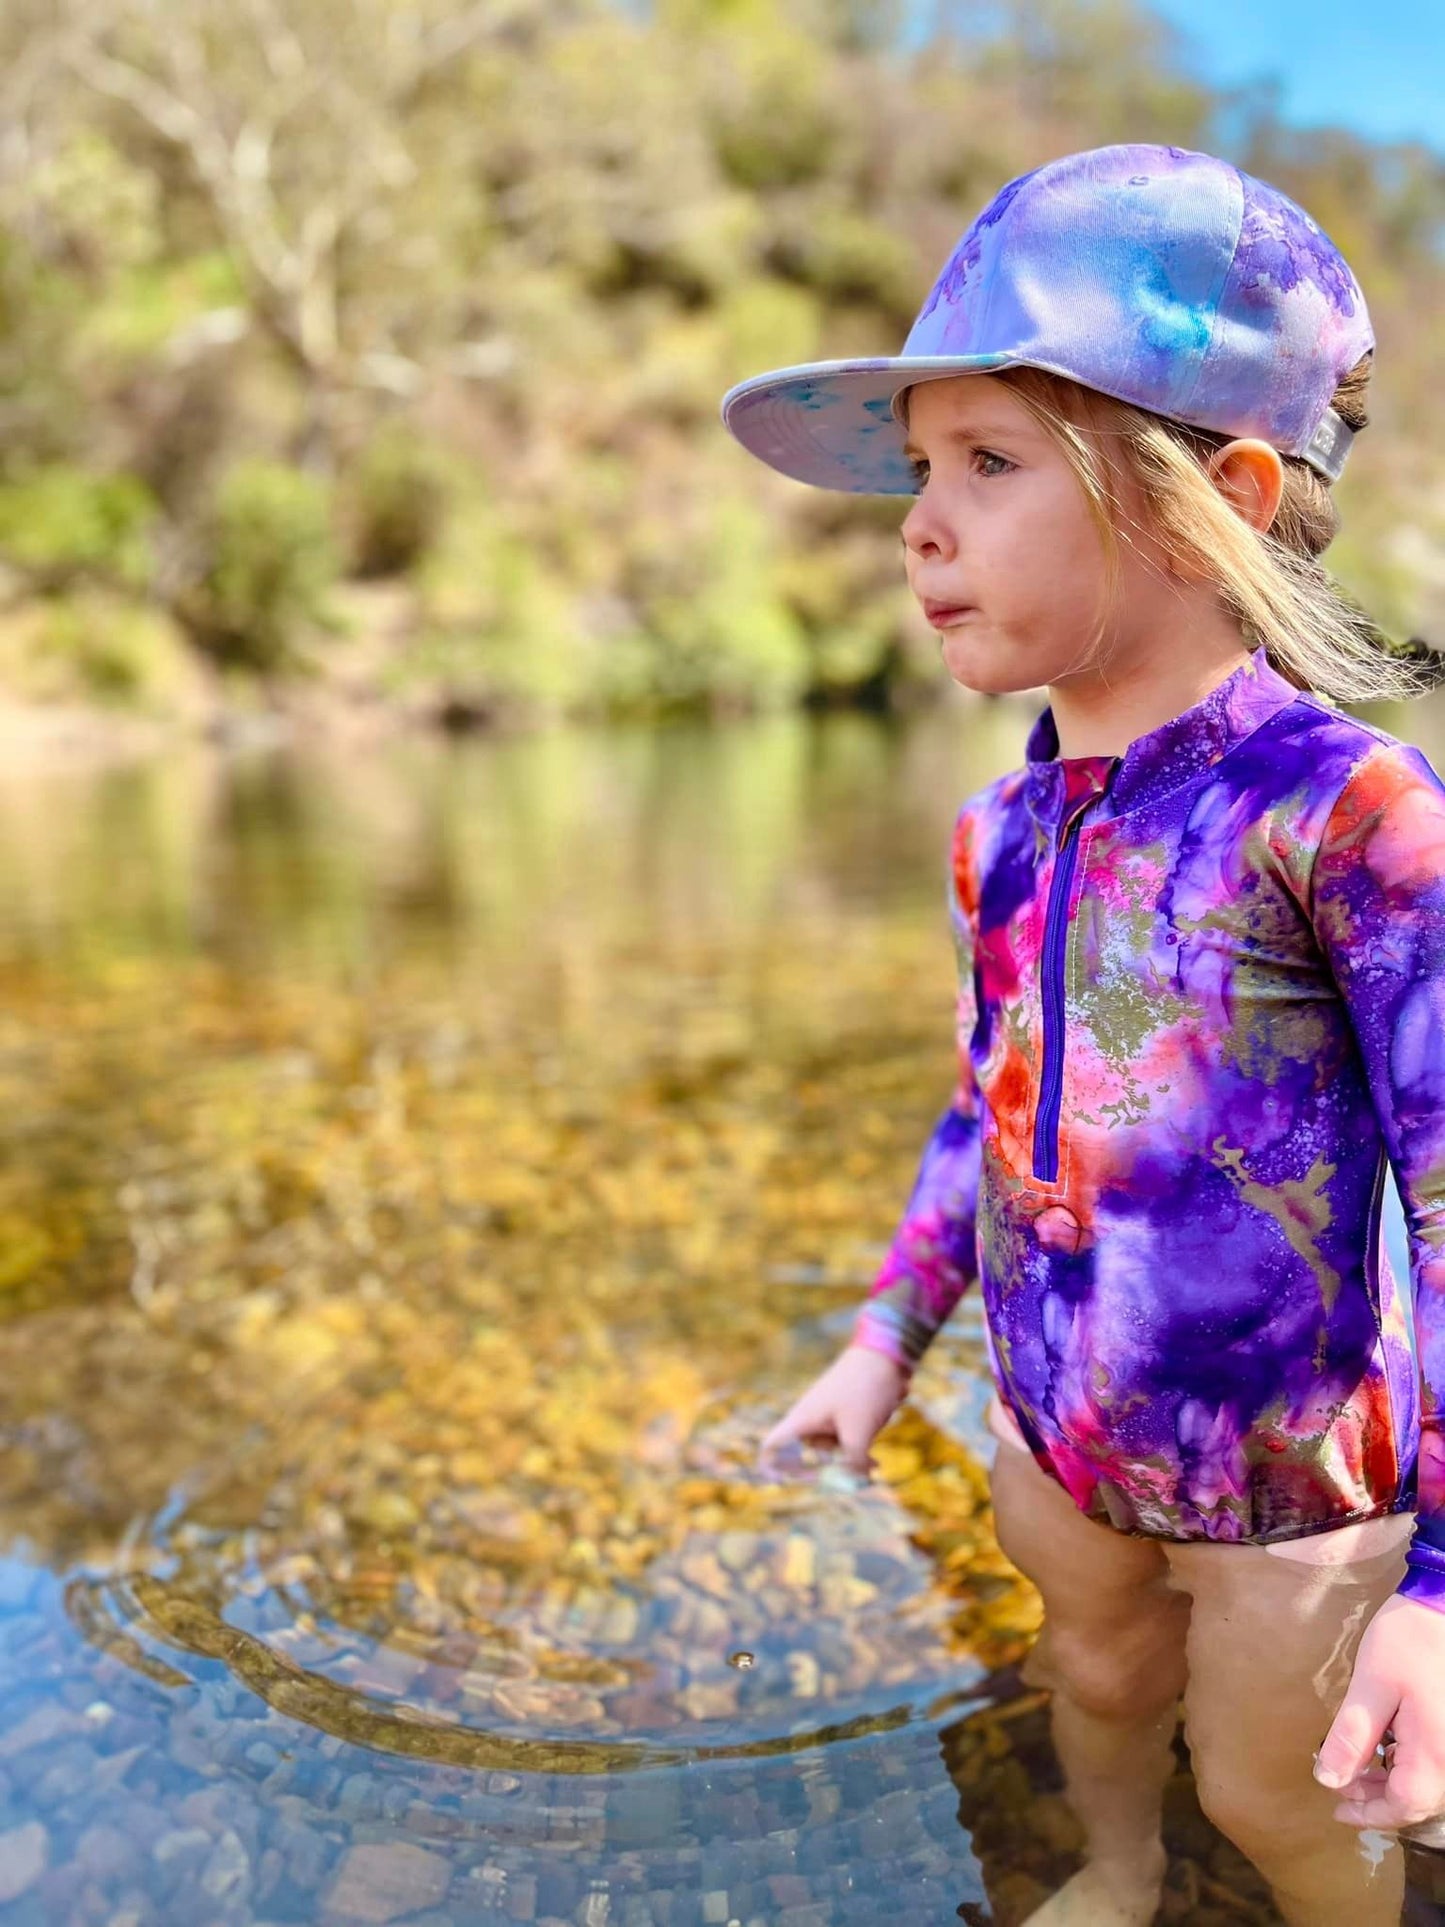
{"left": 719, "top": 354, "right": 1019, "bottom": 494}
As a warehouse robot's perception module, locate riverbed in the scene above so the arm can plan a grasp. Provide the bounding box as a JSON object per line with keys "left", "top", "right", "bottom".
{"left": 0, "top": 697, "right": 1437, "bottom": 1924}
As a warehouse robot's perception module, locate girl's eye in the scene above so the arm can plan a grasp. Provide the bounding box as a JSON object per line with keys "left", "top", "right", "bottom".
{"left": 907, "top": 447, "right": 1014, "bottom": 487}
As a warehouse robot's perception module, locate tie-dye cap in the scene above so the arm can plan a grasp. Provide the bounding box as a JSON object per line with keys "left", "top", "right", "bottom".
{"left": 719, "top": 143, "right": 1372, "bottom": 495}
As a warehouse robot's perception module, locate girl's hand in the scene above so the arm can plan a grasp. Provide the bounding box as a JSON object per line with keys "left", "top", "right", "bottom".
{"left": 757, "top": 1342, "right": 909, "bottom": 1477}
{"left": 1314, "top": 1594, "right": 1445, "bottom": 1832}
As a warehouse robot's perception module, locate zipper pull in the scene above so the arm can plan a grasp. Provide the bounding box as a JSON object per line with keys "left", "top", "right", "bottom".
{"left": 1057, "top": 757, "right": 1120, "bottom": 847}
{"left": 1058, "top": 796, "right": 1093, "bottom": 847}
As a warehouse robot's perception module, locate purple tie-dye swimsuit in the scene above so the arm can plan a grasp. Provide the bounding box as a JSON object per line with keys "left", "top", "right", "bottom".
{"left": 854, "top": 644, "right": 1445, "bottom": 1612}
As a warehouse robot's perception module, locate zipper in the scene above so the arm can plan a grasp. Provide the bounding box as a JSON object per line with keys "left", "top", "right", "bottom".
{"left": 1031, "top": 781, "right": 1112, "bottom": 1183}
{"left": 1365, "top": 1140, "right": 1388, "bottom": 1304}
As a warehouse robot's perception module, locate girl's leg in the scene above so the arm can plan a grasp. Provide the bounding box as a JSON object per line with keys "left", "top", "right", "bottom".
{"left": 986, "top": 1408, "right": 1192, "bottom": 1925}
{"left": 1169, "top": 1513, "right": 1416, "bottom": 1927}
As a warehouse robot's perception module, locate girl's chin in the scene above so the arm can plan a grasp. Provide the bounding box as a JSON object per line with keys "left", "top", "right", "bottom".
{"left": 940, "top": 632, "right": 1027, "bottom": 696}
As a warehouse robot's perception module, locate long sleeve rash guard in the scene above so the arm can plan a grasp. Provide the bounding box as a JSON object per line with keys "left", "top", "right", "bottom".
{"left": 854, "top": 643, "right": 1445, "bottom": 1612}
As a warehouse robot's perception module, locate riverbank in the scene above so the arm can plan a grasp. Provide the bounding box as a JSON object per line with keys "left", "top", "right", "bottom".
{"left": 0, "top": 584, "right": 1031, "bottom": 774}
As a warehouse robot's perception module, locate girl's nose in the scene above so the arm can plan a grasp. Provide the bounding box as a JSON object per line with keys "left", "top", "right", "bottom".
{"left": 901, "top": 496, "right": 954, "bottom": 562}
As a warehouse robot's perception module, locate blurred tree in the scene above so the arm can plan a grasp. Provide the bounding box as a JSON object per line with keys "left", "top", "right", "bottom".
{"left": 0, "top": 466, "right": 156, "bottom": 591}
{"left": 61, "top": 0, "right": 545, "bottom": 469}
{"left": 179, "top": 458, "right": 342, "bottom": 674}
{"left": 0, "top": 0, "right": 1436, "bottom": 715}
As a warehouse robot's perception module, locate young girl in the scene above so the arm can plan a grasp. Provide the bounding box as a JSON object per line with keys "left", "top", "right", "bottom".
{"left": 720, "top": 144, "right": 1445, "bottom": 1926}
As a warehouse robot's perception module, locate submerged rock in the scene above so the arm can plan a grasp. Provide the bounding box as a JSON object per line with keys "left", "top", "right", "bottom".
{"left": 0, "top": 1821, "right": 47, "bottom": 1903}
{"left": 323, "top": 1840, "right": 451, "bottom": 1922}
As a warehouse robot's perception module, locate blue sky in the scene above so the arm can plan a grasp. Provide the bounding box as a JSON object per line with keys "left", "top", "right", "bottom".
{"left": 1135, "top": 1, "right": 1444, "bottom": 152}
{"left": 900, "top": 3, "right": 1445, "bottom": 152}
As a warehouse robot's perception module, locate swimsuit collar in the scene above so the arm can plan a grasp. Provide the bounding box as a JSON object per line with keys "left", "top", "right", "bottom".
{"left": 1023, "top": 643, "right": 1302, "bottom": 826}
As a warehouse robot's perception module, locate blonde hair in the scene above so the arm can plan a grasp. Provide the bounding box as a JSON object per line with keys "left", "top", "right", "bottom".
{"left": 899, "top": 355, "right": 1445, "bottom": 703}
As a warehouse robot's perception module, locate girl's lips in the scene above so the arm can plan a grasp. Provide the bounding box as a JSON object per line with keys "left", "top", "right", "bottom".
{"left": 925, "top": 605, "right": 975, "bottom": 628}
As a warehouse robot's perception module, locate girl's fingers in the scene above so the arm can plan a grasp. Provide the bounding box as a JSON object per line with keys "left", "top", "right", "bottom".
{"left": 1315, "top": 1679, "right": 1398, "bottom": 1789}
{"left": 759, "top": 1406, "right": 815, "bottom": 1451}
{"left": 1334, "top": 1790, "right": 1440, "bottom": 1830}
{"left": 1330, "top": 1764, "right": 1390, "bottom": 1804}
{"left": 834, "top": 1410, "right": 879, "bottom": 1477}
{"left": 1332, "top": 1750, "right": 1445, "bottom": 1830}
{"left": 1375, "top": 1704, "right": 1445, "bottom": 1830}
{"left": 757, "top": 1416, "right": 795, "bottom": 1457}
{"left": 759, "top": 1408, "right": 834, "bottom": 1461}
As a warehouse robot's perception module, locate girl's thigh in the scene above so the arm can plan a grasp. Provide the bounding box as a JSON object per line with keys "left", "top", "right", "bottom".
{"left": 1165, "top": 1515, "right": 1413, "bottom": 1818}
{"left": 987, "top": 1420, "right": 1190, "bottom": 1716}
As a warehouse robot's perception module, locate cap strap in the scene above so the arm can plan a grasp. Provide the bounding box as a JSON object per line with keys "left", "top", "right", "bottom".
{"left": 1300, "top": 407, "right": 1355, "bottom": 484}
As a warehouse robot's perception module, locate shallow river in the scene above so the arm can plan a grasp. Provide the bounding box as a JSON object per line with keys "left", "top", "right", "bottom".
{"left": 0, "top": 694, "right": 1439, "bottom": 1925}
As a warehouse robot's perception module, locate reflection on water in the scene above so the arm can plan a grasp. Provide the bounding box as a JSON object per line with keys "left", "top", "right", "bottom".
{"left": 0, "top": 696, "right": 1439, "bottom": 1923}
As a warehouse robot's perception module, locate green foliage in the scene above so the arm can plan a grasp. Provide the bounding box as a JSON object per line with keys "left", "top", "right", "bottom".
{"left": 703, "top": 21, "right": 849, "bottom": 191}
{"left": 713, "top": 281, "right": 824, "bottom": 382}
{"left": 0, "top": 234, "right": 94, "bottom": 466}
{"left": 344, "top": 426, "right": 465, "bottom": 580}
{"left": 774, "top": 522, "right": 919, "bottom": 698}
{"left": 34, "top": 594, "right": 198, "bottom": 709}
{"left": 405, "top": 494, "right": 593, "bottom": 719}
{"left": 780, "top": 204, "right": 922, "bottom": 315}
{"left": 0, "top": 590, "right": 198, "bottom": 711}
{"left": 609, "top": 495, "right": 811, "bottom": 715}
{"left": 31, "top": 129, "right": 163, "bottom": 278}
{"left": 85, "top": 253, "right": 245, "bottom": 364}
{"left": 0, "top": 0, "right": 1443, "bottom": 717}
{"left": 1329, "top": 477, "right": 1445, "bottom": 646}
{"left": 187, "top": 463, "right": 343, "bottom": 675}
{"left": 0, "top": 468, "right": 157, "bottom": 592}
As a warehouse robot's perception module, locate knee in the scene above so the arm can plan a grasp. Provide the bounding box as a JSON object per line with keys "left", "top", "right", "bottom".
{"left": 1035, "top": 1617, "right": 1187, "bottom": 1726}
{"left": 1193, "top": 1774, "right": 1260, "bottom": 1847}
{"left": 1192, "top": 1761, "right": 1315, "bottom": 1855}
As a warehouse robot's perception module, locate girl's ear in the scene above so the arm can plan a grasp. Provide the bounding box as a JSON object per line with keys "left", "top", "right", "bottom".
{"left": 1205, "top": 439, "right": 1285, "bottom": 534}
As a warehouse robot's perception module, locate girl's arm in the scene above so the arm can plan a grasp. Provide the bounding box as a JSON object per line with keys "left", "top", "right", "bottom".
{"left": 1309, "top": 737, "right": 1445, "bottom": 1613}
{"left": 852, "top": 801, "right": 985, "bottom": 1375}
{"left": 1282, "top": 738, "right": 1445, "bottom": 1837}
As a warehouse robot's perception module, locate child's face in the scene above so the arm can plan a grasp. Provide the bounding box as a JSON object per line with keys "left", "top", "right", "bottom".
{"left": 898, "top": 373, "right": 1172, "bottom": 696}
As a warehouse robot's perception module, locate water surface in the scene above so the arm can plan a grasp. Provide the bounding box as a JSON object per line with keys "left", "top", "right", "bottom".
{"left": 0, "top": 694, "right": 1437, "bottom": 1924}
